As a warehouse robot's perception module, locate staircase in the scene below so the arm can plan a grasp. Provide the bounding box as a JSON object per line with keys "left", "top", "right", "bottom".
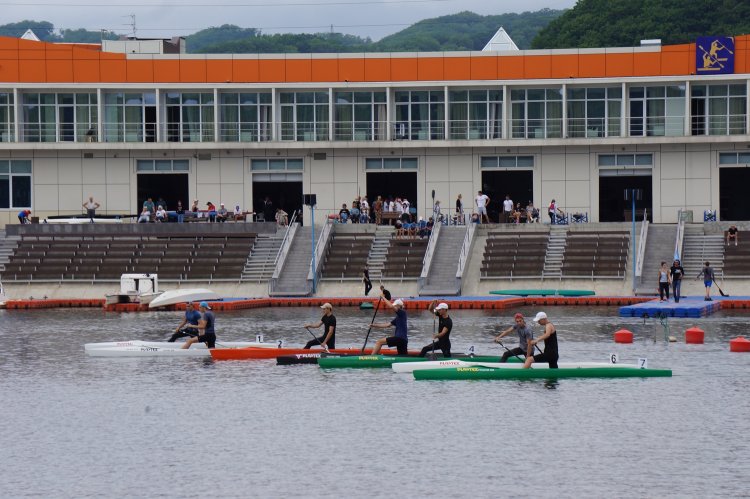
{"left": 269, "top": 226, "right": 313, "bottom": 296}
{"left": 366, "top": 225, "right": 395, "bottom": 281}
{"left": 241, "top": 230, "right": 284, "bottom": 282}
{"left": 681, "top": 224, "right": 724, "bottom": 278}
{"left": 635, "top": 224, "right": 678, "bottom": 295}
{"left": 0, "top": 230, "right": 19, "bottom": 272}
{"left": 419, "top": 226, "right": 466, "bottom": 296}
{"left": 542, "top": 227, "right": 566, "bottom": 279}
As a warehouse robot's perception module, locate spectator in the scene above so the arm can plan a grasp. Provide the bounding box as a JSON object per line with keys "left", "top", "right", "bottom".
{"left": 512, "top": 202, "right": 523, "bottom": 224}
{"left": 275, "top": 208, "right": 289, "bottom": 226}
{"left": 455, "top": 194, "right": 464, "bottom": 224}
{"left": 157, "top": 197, "right": 167, "bottom": 211}
{"left": 548, "top": 199, "right": 557, "bottom": 224}
{"left": 727, "top": 225, "right": 739, "bottom": 246}
{"left": 17, "top": 209, "right": 31, "bottom": 224}
{"left": 339, "top": 203, "right": 350, "bottom": 223}
{"left": 360, "top": 196, "right": 370, "bottom": 223}
{"left": 471, "top": 213, "right": 480, "bottom": 224}
{"left": 234, "top": 205, "right": 244, "bottom": 222}
{"left": 658, "top": 261, "right": 672, "bottom": 302}
{"left": 697, "top": 261, "right": 715, "bottom": 301}
{"left": 420, "top": 217, "right": 434, "bottom": 238}
{"left": 262, "top": 196, "right": 274, "bottom": 223}
{"left": 402, "top": 198, "right": 411, "bottom": 222}
{"left": 137, "top": 206, "right": 151, "bottom": 223}
{"left": 216, "top": 203, "right": 229, "bottom": 223}
{"left": 502, "top": 195, "right": 513, "bottom": 223}
{"left": 175, "top": 201, "right": 185, "bottom": 223}
{"left": 526, "top": 202, "right": 539, "bottom": 223}
{"left": 155, "top": 205, "right": 167, "bottom": 223}
{"left": 206, "top": 201, "right": 216, "bottom": 222}
{"left": 670, "top": 259, "right": 684, "bottom": 303}
{"left": 363, "top": 267, "right": 372, "bottom": 296}
{"left": 143, "top": 198, "right": 155, "bottom": 221}
{"left": 433, "top": 200, "right": 442, "bottom": 223}
{"left": 475, "top": 190, "right": 490, "bottom": 224}
{"left": 191, "top": 199, "right": 199, "bottom": 213}
{"left": 373, "top": 196, "right": 383, "bottom": 225}
{"left": 350, "top": 198, "right": 361, "bottom": 224}
{"left": 82, "top": 196, "right": 100, "bottom": 223}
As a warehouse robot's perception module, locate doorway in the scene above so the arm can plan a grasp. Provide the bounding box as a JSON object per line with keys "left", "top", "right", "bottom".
{"left": 366, "top": 171, "right": 418, "bottom": 216}
{"left": 252, "top": 180, "right": 303, "bottom": 224}
{"left": 480, "top": 170, "right": 533, "bottom": 222}
{"left": 720, "top": 167, "right": 750, "bottom": 220}
{"left": 137, "top": 173, "right": 188, "bottom": 212}
{"left": 598, "top": 175, "right": 652, "bottom": 222}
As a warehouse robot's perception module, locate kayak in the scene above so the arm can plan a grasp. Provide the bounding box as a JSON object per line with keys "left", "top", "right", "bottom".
{"left": 317, "top": 354, "right": 500, "bottom": 369}
{"left": 211, "top": 347, "right": 402, "bottom": 361}
{"left": 276, "top": 349, "right": 402, "bottom": 365}
{"left": 413, "top": 365, "right": 673, "bottom": 380}
{"left": 394, "top": 360, "right": 628, "bottom": 374}
{"left": 84, "top": 340, "right": 276, "bottom": 357}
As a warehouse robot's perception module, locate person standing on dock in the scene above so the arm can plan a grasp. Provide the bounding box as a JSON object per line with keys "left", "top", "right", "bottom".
{"left": 370, "top": 297, "right": 408, "bottom": 355}
{"left": 419, "top": 301, "right": 452, "bottom": 358}
{"left": 670, "top": 259, "right": 685, "bottom": 303}
{"left": 182, "top": 301, "right": 216, "bottom": 349}
{"left": 169, "top": 302, "right": 201, "bottom": 342}
{"left": 494, "top": 313, "right": 533, "bottom": 362}
{"left": 697, "top": 261, "right": 715, "bottom": 301}
{"left": 363, "top": 267, "right": 372, "bottom": 296}
{"left": 82, "top": 196, "right": 100, "bottom": 223}
{"left": 379, "top": 284, "right": 391, "bottom": 301}
{"left": 524, "top": 312, "right": 558, "bottom": 369}
{"left": 658, "top": 262, "right": 672, "bottom": 302}
{"left": 303, "top": 303, "right": 336, "bottom": 350}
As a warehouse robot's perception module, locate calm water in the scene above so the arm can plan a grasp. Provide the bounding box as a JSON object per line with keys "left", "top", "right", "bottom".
{"left": 1, "top": 305, "right": 748, "bottom": 498}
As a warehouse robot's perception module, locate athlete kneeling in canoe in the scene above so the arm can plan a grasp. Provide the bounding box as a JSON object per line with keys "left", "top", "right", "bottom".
{"left": 168, "top": 301, "right": 201, "bottom": 342}
{"left": 370, "top": 297, "right": 408, "bottom": 355}
{"left": 418, "top": 301, "right": 452, "bottom": 358}
{"left": 303, "top": 302, "right": 336, "bottom": 350}
{"left": 524, "top": 311, "right": 558, "bottom": 369}
{"left": 494, "top": 312, "right": 533, "bottom": 362}
{"left": 182, "top": 301, "right": 216, "bottom": 349}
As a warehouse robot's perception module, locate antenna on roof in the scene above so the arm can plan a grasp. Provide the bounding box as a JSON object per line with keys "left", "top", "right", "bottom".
{"left": 123, "top": 14, "right": 136, "bottom": 38}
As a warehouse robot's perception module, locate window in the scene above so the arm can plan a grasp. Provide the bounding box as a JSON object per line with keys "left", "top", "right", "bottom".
{"left": 449, "top": 89, "right": 502, "bottom": 140}
{"left": 629, "top": 85, "right": 685, "bottom": 137}
{"left": 510, "top": 88, "right": 563, "bottom": 139}
{"left": 0, "top": 160, "right": 32, "bottom": 209}
{"left": 219, "top": 92, "right": 272, "bottom": 142}
{"left": 365, "top": 158, "right": 418, "bottom": 170}
{"left": 103, "top": 92, "right": 156, "bottom": 143}
{"left": 718, "top": 152, "right": 750, "bottom": 164}
{"left": 394, "top": 90, "right": 444, "bottom": 140}
{"left": 567, "top": 87, "right": 621, "bottom": 138}
{"left": 136, "top": 159, "right": 190, "bottom": 172}
{"left": 164, "top": 92, "right": 215, "bottom": 142}
{"left": 0, "top": 92, "right": 14, "bottom": 142}
{"left": 279, "top": 92, "right": 329, "bottom": 141}
{"left": 691, "top": 84, "right": 746, "bottom": 136}
{"left": 250, "top": 158, "right": 304, "bottom": 171}
{"left": 334, "top": 91, "right": 387, "bottom": 141}
{"left": 598, "top": 154, "right": 653, "bottom": 167}
{"left": 480, "top": 156, "right": 534, "bottom": 168}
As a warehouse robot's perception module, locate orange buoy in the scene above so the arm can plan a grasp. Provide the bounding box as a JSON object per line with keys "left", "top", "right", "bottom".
{"left": 614, "top": 329, "right": 633, "bottom": 343}
{"left": 729, "top": 336, "right": 750, "bottom": 352}
{"left": 685, "top": 327, "right": 705, "bottom": 344}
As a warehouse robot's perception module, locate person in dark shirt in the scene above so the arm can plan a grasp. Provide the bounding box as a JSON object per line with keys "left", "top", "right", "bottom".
{"left": 370, "top": 296, "right": 408, "bottom": 355}
{"left": 339, "top": 203, "right": 351, "bottom": 223}
{"left": 182, "top": 301, "right": 216, "bottom": 349}
{"left": 697, "top": 261, "right": 715, "bottom": 301}
{"left": 419, "top": 301, "right": 453, "bottom": 358}
{"left": 363, "top": 268, "right": 372, "bottom": 296}
{"left": 168, "top": 302, "right": 201, "bottom": 342}
{"left": 303, "top": 302, "right": 336, "bottom": 350}
{"left": 379, "top": 285, "right": 391, "bottom": 301}
{"left": 726, "top": 225, "right": 739, "bottom": 246}
{"left": 524, "top": 312, "right": 558, "bottom": 369}
{"left": 670, "top": 259, "right": 685, "bottom": 303}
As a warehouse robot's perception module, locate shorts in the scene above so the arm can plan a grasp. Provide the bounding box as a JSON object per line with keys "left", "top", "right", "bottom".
{"left": 533, "top": 351, "right": 558, "bottom": 369}
{"left": 385, "top": 336, "right": 408, "bottom": 355}
{"left": 704, "top": 280, "right": 712, "bottom": 288}
{"left": 198, "top": 333, "right": 216, "bottom": 348}
{"left": 477, "top": 206, "right": 487, "bottom": 215}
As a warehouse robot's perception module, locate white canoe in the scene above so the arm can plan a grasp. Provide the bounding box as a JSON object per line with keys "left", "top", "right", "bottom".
{"left": 392, "top": 360, "right": 640, "bottom": 374}
{"left": 84, "top": 340, "right": 278, "bottom": 357}
{"left": 148, "top": 288, "right": 222, "bottom": 309}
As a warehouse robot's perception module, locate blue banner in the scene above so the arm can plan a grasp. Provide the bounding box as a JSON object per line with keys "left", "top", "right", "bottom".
{"left": 696, "top": 36, "right": 734, "bottom": 75}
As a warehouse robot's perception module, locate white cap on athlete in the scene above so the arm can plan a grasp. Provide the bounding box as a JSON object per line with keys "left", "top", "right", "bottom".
{"left": 434, "top": 302, "right": 449, "bottom": 311}
{"left": 392, "top": 299, "right": 404, "bottom": 307}
{"left": 533, "top": 311, "right": 547, "bottom": 323}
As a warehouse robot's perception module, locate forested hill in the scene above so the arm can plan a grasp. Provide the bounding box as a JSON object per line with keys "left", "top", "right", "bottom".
{"left": 532, "top": 0, "right": 750, "bottom": 49}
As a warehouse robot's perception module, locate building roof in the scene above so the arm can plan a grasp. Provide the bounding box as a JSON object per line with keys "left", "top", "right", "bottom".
{"left": 482, "top": 27, "right": 519, "bottom": 52}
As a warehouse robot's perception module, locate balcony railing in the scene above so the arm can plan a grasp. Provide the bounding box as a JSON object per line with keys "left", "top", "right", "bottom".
{"left": 567, "top": 117, "right": 622, "bottom": 138}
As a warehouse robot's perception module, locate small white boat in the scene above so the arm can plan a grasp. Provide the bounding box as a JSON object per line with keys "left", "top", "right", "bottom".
{"left": 84, "top": 340, "right": 279, "bottom": 357}
{"left": 392, "top": 360, "right": 639, "bottom": 374}
{"left": 105, "top": 274, "right": 162, "bottom": 306}
{"left": 148, "top": 288, "right": 222, "bottom": 309}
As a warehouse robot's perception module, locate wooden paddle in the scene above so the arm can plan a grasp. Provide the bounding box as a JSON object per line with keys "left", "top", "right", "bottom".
{"left": 305, "top": 326, "right": 329, "bottom": 353}
{"left": 495, "top": 339, "right": 524, "bottom": 361}
{"left": 360, "top": 296, "right": 382, "bottom": 353}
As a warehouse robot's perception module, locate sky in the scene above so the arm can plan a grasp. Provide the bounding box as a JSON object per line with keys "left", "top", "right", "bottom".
{"left": 2, "top": 0, "right": 577, "bottom": 40}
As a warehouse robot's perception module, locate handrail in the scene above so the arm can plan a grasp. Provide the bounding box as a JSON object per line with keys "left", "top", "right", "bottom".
{"left": 674, "top": 209, "right": 685, "bottom": 261}
{"left": 456, "top": 223, "right": 476, "bottom": 279}
{"left": 307, "top": 218, "right": 334, "bottom": 282}
{"left": 419, "top": 222, "right": 441, "bottom": 281}
{"left": 270, "top": 217, "right": 298, "bottom": 282}
{"left": 270, "top": 210, "right": 297, "bottom": 275}
{"left": 634, "top": 209, "right": 649, "bottom": 278}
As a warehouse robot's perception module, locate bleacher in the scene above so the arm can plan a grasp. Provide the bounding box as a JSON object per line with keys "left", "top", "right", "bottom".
{"left": 381, "top": 238, "right": 428, "bottom": 279}
{"left": 561, "top": 231, "right": 629, "bottom": 279}
{"left": 1, "top": 233, "right": 256, "bottom": 282}
{"left": 480, "top": 232, "right": 548, "bottom": 279}
{"left": 723, "top": 231, "right": 750, "bottom": 277}
{"left": 320, "top": 233, "right": 374, "bottom": 280}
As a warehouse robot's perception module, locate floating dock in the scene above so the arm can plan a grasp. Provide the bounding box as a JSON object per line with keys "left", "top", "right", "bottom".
{"left": 619, "top": 298, "right": 722, "bottom": 318}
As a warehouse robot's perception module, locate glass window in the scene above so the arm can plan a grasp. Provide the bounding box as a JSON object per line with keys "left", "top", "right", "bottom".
{"left": 448, "top": 88, "right": 502, "bottom": 140}
{"left": 220, "top": 92, "right": 272, "bottom": 142}
{"left": 334, "top": 91, "right": 386, "bottom": 141}
{"left": 629, "top": 85, "right": 685, "bottom": 137}
{"left": 510, "top": 88, "right": 563, "bottom": 139}
{"left": 280, "top": 91, "right": 330, "bottom": 141}
{"left": 250, "top": 158, "right": 304, "bottom": 171}
{"left": 567, "top": 87, "right": 621, "bottom": 138}
{"left": 598, "top": 154, "right": 653, "bottom": 167}
{"left": 0, "top": 160, "right": 32, "bottom": 208}
{"left": 691, "top": 83, "right": 746, "bottom": 136}
{"left": 0, "top": 92, "right": 14, "bottom": 142}
{"left": 104, "top": 92, "right": 156, "bottom": 143}
{"left": 365, "top": 157, "right": 417, "bottom": 170}
{"left": 137, "top": 159, "right": 189, "bottom": 172}
{"left": 480, "top": 156, "right": 535, "bottom": 168}
{"left": 394, "top": 90, "right": 445, "bottom": 140}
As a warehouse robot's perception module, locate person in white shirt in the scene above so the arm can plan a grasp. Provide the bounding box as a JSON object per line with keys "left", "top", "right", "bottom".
{"left": 502, "top": 195, "right": 513, "bottom": 224}
{"left": 401, "top": 198, "right": 410, "bottom": 221}
{"left": 433, "top": 200, "right": 442, "bottom": 223}
{"left": 138, "top": 207, "right": 151, "bottom": 223}
{"left": 155, "top": 205, "right": 167, "bottom": 222}
{"left": 360, "top": 197, "right": 369, "bottom": 221}
{"left": 82, "top": 196, "right": 100, "bottom": 223}
{"left": 394, "top": 198, "right": 404, "bottom": 215}
{"left": 475, "top": 190, "right": 490, "bottom": 224}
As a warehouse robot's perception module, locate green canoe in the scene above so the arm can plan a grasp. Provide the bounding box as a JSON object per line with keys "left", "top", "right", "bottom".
{"left": 489, "top": 289, "right": 595, "bottom": 297}
{"left": 413, "top": 366, "right": 672, "bottom": 380}
{"left": 318, "top": 354, "right": 507, "bottom": 369}
{"left": 360, "top": 302, "right": 374, "bottom": 309}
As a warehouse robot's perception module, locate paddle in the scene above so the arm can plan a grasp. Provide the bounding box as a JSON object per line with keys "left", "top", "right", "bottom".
{"left": 713, "top": 280, "right": 729, "bottom": 297}
{"left": 176, "top": 328, "right": 231, "bottom": 349}
{"left": 429, "top": 300, "right": 438, "bottom": 360}
{"left": 360, "top": 296, "right": 382, "bottom": 353}
{"left": 495, "top": 339, "right": 523, "bottom": 361}
{"left": 305, "top": 326, "right": 329, "bottom": 353}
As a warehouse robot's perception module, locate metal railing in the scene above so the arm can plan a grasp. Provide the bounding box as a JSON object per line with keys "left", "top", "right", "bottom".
{"left": 456, "top": 222, "right": 476, "bottom": 280}
{"left": 417, "top": 222, "right": 440, "bottom": 289}
{"left": 674, "top": 209, "right": 685, "bottom": 262}
{"left": 307, "top": 218, "right": 333, "bottom": 285}
{"left": 269, "top": 210, "right": 298, "bottom": 284}
{"left": 634, "top": 209, "right": 649, "bottom": 278}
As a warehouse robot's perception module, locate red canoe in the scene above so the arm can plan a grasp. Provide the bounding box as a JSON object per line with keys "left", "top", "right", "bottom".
{"left": 210, "top": 346, "right": 407, "bottom": 361}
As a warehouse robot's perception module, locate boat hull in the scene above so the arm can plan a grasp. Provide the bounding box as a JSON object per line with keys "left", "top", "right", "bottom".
{"left": 395, "top": 360, "right": 632, "bottom": 373}
{"left": 211, "top": 347, "right": 401, "bottom": 361}
{"left": 317, "top": 354, "right": 500, "bottom": 369}
{"left": 413, "top": 366, "right": 673, "bottom": 380}
{"left": 85, "top": 340, "right": 276, "bottom": 357}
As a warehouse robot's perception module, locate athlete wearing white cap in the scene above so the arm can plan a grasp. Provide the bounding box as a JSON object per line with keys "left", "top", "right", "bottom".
{"left": 419, "top": 300, "right": 452, "bottom": 358}
{"left": 524, "top": 311, "right": 558, "bottom": 369}
{"left": 303, "top": 302, "right": 336, "bottom": 350}
{"left": 370, "top": 294, "right": 408, "bottom": 355}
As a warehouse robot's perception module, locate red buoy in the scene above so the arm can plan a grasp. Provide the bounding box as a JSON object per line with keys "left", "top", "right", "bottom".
{"left": 614, "top": 329, "right": 633, "bottom": 343}
{"left": 685, "top": 327, "right": 705, "bottom": 344}
{"left": 730, "top": 336, "right": 750, "bottom": 352}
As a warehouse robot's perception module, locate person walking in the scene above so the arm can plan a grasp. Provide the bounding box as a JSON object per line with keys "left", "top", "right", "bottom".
{"left": 670, "top": 259, "right": 685, "bottom": 303}
{"left": 303, "top": 303, "right": 336, "bottom": 350}
{"left": 548, "top": 199, "right": 557, "bottom": 224}
{"left": 494, "top": 313, "right": 533, "bottom": 362}
{"left": 418, "top": 301, "right": 452, "bottom": 358}
{"left": 475, "top": 190, "right": 490, "bottom": 224}
{"left": 657, "top": 261, "right": 672, "bottom": 302}
{"left": 82, "top": 196, "right": 100, "bottom": 223}
{"left": 524, "top": 312, "right": 558, "bottom": 369}
{"left": 502, "top": 195, "right": 513, "bottom": 224}
{"left": 455, "top": 194, "right": 464, "bottom": 224}
{"left": 379, "top": 284, "right": 391, "bottom": 301}
{"left": 697, "top": 261, "right": 715, "bottom": 301}
{"left": 363, "top": 267, "right": 372, "bottom": 296}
